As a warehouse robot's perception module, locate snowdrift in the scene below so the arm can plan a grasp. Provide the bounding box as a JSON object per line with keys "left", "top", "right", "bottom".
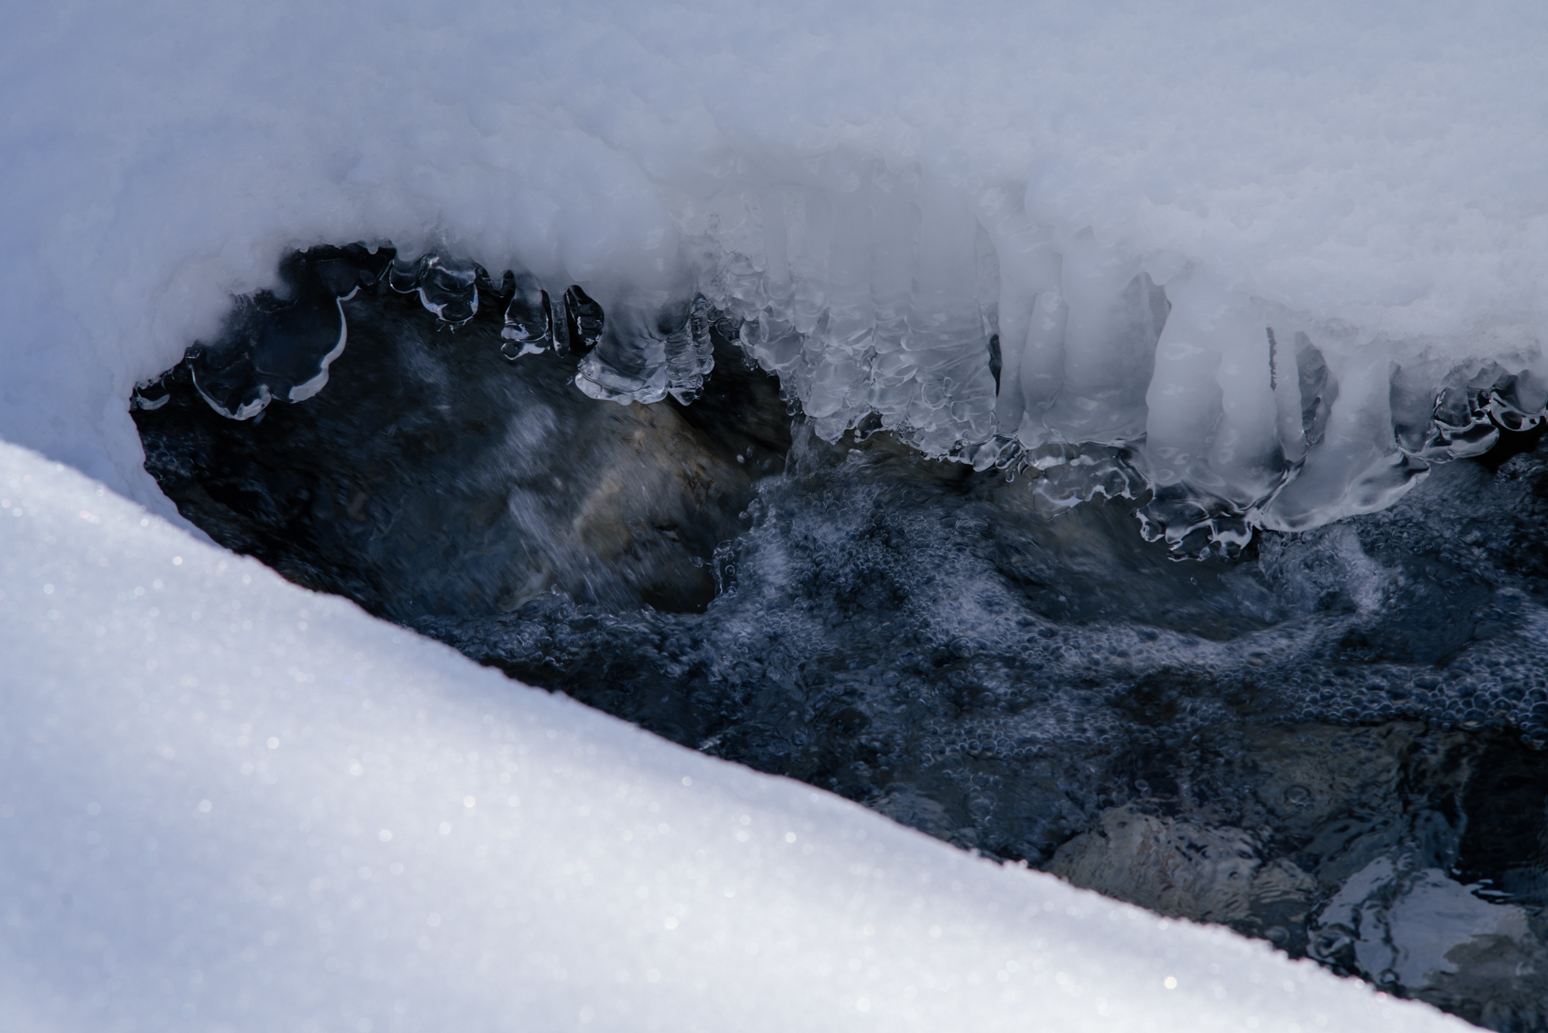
{"left": 0, "top": 440, "right": 1460, "bottom": 1031}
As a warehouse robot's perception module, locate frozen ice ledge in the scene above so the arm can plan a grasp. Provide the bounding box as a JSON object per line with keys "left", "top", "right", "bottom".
{"left": 139, "top": 239, "right": 1548, "bottom": 556}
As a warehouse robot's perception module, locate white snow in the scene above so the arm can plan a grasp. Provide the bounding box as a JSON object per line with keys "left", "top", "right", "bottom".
{"left": 0, "top": 439, "right": 1464, "bottom": 1030}
{"left": 3, "top": 1, "right": 1548, "bottom": 524}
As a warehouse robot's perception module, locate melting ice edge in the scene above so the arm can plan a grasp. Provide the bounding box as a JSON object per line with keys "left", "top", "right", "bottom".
{"left": 135, "top": 242, "right": 1548, "bottom": 559}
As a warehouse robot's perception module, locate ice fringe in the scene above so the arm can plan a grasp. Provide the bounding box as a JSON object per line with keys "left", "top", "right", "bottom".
{"left": 151, "top": 237, "right": 1548, "bottom": 558}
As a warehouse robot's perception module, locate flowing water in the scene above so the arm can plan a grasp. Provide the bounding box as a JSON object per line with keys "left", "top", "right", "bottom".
{"left": 135, "top": 249, "right": 1548, "bottom": 1030}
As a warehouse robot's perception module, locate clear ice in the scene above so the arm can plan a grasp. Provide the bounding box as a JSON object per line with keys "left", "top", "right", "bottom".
{"left": 169, "top": 242, "right": 1548, "bottom": 555}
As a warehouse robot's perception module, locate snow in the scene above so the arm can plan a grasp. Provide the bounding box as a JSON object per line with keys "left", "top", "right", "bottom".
{"left": 4, "top": 1, "right": 1548, "bottom": 526}
{"left": 0, "top": 439, "right": 1464, "bottom": 1030}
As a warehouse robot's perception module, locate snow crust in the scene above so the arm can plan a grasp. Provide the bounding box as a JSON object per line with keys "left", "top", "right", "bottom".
{"left": 0, "top": 439, "right": 1464, "bottom": 1031}
{"left": 4, "top": 1, "right": 1548, "bottom": 528}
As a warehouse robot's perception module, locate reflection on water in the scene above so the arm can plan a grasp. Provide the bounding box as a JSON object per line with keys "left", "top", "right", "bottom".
{"left": 136, "top": 265, "right": 1548, "bottom": 1030}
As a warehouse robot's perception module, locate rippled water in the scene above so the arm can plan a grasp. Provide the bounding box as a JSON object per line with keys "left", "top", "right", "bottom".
{"left": 136, "top": 261, "right": 1548, "bottom": 1030}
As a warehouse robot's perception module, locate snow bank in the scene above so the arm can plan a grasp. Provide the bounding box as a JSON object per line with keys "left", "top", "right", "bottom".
{"left": 0, "top": 439, "right": 1462, "bottom": 1031}
{"left": 4, "top": 1, "right": 1548, "bottom": 531}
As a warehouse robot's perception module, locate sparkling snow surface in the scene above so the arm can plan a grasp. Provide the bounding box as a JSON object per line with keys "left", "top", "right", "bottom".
{"left": 0, "top": 440, "right": 1462, "bottom": 1032}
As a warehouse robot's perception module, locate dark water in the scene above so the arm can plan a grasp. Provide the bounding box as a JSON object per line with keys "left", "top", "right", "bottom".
{"left": 136, "top": 253, "right": 1548, "bottom": 1030}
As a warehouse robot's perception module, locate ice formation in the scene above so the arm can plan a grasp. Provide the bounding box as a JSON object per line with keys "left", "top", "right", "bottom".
{"left": 145, "top": 235, "right": 1548, "bottom": 555}
{"left": 0, "top": 440, "right": 1464, "bottom": 1030}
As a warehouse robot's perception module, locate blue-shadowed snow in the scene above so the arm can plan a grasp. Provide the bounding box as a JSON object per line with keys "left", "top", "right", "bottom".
{"left": 0, "top": 439, "right": 1463, "bottom": 1031}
